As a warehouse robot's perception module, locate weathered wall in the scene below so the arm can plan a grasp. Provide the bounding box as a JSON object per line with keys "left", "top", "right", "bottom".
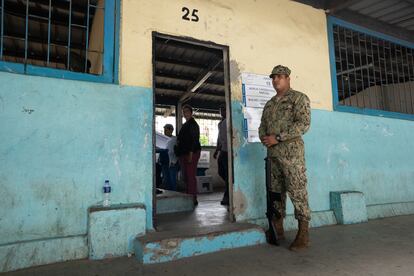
{"left": 119, "top": 0, "right": 332, "bottom": 110}
{"left": 119, "top": 0, "right": 333, "bottom": 221}
{"left": 118, "top": 0, "right": 414, "bottom": 223}
{"left": 232, "top": 106, "right": 414, "bottom": 222}
{"left": 2, "top": 0, "right": 414, "bottom": 271}
{"left": 0, "top": 72, "right": 152, "bottom": 271}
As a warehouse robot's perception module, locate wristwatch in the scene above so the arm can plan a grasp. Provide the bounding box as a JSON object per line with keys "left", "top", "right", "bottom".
{"left": 276, "top": 134, "right": 282, "bottom": 142}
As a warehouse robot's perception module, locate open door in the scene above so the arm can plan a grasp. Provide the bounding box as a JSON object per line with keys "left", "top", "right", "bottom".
{"left": 151, "top": 33, "right": 235, "bottom": 230}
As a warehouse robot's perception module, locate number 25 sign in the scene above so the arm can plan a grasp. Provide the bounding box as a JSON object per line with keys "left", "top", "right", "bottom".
{"left": 182, "top": 7, "right": 199, "bottom": 22}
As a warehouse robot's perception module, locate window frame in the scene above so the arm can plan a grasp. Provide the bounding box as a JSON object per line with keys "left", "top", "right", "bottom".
{"left": 0, "top": 0, "right": 119, "bottom": 84}
{"left": 327, "top": 16, "right": 414, "bottom": 121}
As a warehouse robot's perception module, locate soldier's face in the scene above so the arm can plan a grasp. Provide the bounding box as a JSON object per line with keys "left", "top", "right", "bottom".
{"left": 272, "top": 74, "right": 290, "bottom": 92}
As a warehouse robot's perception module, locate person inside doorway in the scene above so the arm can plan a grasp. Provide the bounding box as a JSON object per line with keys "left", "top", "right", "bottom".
{"left": 213, "top": 105, "right": 229, "bottom": 206}
{"left": 176, "top": 105, "right": 201, "bottom": 205}
{"left": 163, "top": 124, "right": 178, "bottom": 191}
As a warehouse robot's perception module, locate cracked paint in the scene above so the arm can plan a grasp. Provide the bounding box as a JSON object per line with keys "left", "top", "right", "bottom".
{"left": 232, "top": 188, "right": 248, "bottom": 217}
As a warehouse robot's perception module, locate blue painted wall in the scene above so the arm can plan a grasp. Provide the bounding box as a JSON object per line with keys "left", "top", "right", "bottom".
{"left": 1, "top": 70, "right": 414, "bottom": 270}
{"left": 231, "top": 101, "right": 414, "bottom": 222}
{"left": 0, "top": 72, "right": 153, "bottom": 247}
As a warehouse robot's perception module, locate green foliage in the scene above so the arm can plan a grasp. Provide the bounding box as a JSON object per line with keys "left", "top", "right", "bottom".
{"left": 199, "top": 135, "right": 209, "bottom": 146}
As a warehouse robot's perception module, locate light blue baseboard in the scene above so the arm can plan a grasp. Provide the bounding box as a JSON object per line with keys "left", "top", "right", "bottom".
{"left": 246, "top": 210, "right": 337, "bottom": 231}
{"left": 367, "top": 201, "right": 414, "bottom": 219}
{"left": 0, "top": 236, "right": 88, "bottom": 273}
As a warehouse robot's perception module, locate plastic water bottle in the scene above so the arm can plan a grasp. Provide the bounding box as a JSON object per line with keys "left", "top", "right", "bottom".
{"left": 103, "top": 180, "right": 111, "bottom": 207}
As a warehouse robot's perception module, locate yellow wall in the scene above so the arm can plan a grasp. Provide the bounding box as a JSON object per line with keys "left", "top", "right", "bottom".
{"left": 120, "top": 0, "right": 333, "bottom": 110}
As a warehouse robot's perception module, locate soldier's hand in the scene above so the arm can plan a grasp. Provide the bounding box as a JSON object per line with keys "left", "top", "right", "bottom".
{"left": 262, "top": 135, "right": 278, "bottom": 148}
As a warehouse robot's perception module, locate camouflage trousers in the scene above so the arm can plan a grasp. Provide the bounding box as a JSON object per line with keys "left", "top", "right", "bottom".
{"left": 269, "top": 140, "right": 311, "bottom": 222}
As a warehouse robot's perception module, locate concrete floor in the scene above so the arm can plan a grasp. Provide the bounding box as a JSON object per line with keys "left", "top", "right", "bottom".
{"left": 4, "top": 215, "right": 414, "bottom": 276}
{"left": 156, "top": 192, "right": 230, "bottom": 232}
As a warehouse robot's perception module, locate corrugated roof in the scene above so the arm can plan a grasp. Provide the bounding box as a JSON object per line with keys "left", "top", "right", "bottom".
{"left": 293, "top": 0, "right": 414, "bottom": 43}
{"left": 154, "top": 36, "right": 226, "bottom": 110}
{"left": 348, "top": 0, "right": 414, "bottom": 31}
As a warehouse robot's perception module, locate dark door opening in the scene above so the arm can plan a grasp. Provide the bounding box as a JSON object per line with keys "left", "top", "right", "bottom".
{"left": 152, "top": 33, "right": 234, "bottom": 231}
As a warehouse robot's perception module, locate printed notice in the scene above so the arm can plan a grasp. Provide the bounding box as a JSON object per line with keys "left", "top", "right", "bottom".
{"left": 241, "top": 73, "right": 275, "bottom": 142}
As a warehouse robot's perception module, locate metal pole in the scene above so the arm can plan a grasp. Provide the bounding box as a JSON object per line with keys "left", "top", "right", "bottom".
{"left": 382, "top": 40, "right": 390, "bottom": 111}
{"left": 369, "top": 35, "right": 380, "bottom": 109}
{"left": 400, "top": 46, "right": 411, "bottom": 114}
{"left": 357, "top": 33, "right": 368, "bottom": 108}
{"left": 47, "top": 0, "right": 51, "bottom": 65}
{"left": 350, "top": 29, "right": 359, "bottom": 107}
{"left": 67, "top": 0, "right": 72, "bottom": 69}
{"left": 25, "top": 0, "right": 29, "bottom": 62}
{"left": 343, "top": 27, "right": 353, "bottom": 106}
{"left": 0, "top": 0, "right": 4, "bottom": 59}
{"left": 387, "top": 42, "right": 399, "bottom": 112}
{"left": 335, "top": 26, "right": 346, "bottom": 103}
{"left": 410, "top": 49, "right": 414, "bottom": 113}
{"left": 363, "top": 33, "right": 374, "bottom": 109}
{"left": 85, "top": 0, "right": 90, "bottom": 72}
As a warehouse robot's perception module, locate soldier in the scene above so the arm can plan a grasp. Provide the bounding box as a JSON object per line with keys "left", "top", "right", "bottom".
{"left": 259, "top": 65, "right": 311, "bottom": 251}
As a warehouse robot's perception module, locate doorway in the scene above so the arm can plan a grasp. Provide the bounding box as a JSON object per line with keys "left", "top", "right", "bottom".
{"left": 152, "top": 32, "right": 234, "bottom": 231}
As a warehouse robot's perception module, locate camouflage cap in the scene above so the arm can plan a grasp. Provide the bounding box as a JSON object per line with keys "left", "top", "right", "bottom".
{"left": 269, "top": 65, "right": 291, "bottom": 78}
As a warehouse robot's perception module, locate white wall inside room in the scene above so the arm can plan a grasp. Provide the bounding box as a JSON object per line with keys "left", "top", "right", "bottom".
{"left": 340, "top": 81, "right": 414, "bottom": 114}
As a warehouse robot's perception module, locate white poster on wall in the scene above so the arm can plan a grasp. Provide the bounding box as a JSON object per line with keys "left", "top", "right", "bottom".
{"left": 241, "top": 73, "right": 275, "bottom": 142}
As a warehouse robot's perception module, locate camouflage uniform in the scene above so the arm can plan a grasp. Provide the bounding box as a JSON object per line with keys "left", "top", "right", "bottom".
{"left": 259, "top": 81, "right": 311, "bottom": 222}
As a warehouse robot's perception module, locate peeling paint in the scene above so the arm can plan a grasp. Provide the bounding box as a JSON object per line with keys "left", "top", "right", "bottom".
{"left": 232, "top": 127, "right": 240, "bottom": 150}
{"left": 138, "top": 227, "right": 266, "bottom": 264}
{"left": 229, "top": 60, "right": 242, "bottom": 86}
{"left": 382, "top": 127, "right": 394, "bottom": 137}
{"left": 1, "top": 72, "right": 152, "bottom": 271}
{"left": 339, "top": 143, "right": 350, "bottom": 153}
{"left": 233, "top": 188, "right": 248, "bottom": 216}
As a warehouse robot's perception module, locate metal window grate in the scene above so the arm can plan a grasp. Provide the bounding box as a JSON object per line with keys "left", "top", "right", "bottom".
{"left": 333, "top": 24, "right": 414, "bottom": 115}
{"left": 0, "top": 0, "right": 105, "bottom": 75}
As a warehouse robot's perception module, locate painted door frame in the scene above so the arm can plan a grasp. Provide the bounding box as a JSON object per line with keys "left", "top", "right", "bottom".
{"left": 151, "top": 32, "right": 235, "bottom": 227}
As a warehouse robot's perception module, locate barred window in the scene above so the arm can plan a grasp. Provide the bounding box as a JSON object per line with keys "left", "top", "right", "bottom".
{"left": 331, "top": 21, "right": 414, "bottom": 116}
{"left": 0, "top": 0, "right": 117, "bottom": 83}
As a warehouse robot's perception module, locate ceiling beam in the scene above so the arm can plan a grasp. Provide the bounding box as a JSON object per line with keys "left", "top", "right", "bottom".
{"left": 156, "top": 95, "right": 224, "bottom": 110}
{"left": 155, "top": 71, "right": 224, "bottom": 86}
{"left": 155, "top": 37, "right": 223, "bottom": 58}
{"left": 155, "top": 57, "right": 224, "bottom": 72}
{"left": 155, "top": 87, "right": 224, "bottom": 100}
{"left": 179, "top": 59, "right": 223, "bottom": 103}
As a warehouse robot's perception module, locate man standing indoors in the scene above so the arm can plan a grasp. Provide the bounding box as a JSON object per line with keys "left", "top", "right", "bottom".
{"left": 164, "top": 124, "right": 178, "bottom": 191}
{"left": 259, "top": 65, "right": 311, "bottom": 251}
{"left": 214, "top": 105, "right": 229, "bottom": 206}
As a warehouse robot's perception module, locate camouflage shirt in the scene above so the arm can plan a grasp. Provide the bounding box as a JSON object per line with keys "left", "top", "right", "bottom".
{"left": 259, "top": 88, "right": 311, "bottom": 157}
